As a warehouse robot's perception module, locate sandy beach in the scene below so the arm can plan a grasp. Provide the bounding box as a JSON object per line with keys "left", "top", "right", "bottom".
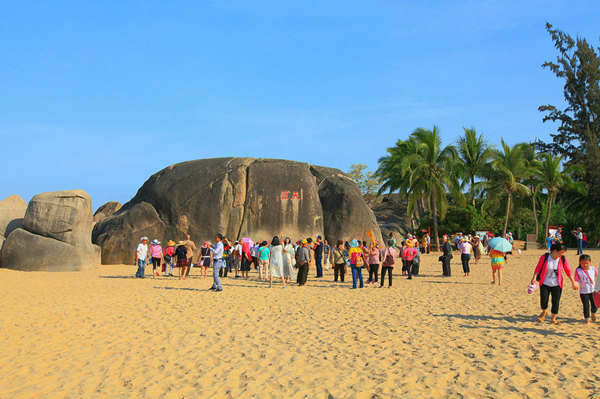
{"left": 1, "top": 249, "right": 598, "bottom": 398}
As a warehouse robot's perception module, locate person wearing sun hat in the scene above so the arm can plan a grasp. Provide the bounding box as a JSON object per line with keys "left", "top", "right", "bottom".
{"left": 163, "top": 240, "right": 176, "bottom": 276}
{"left": 135, "top": 237, "right": 149, "bottom": 278}
{"left": 295, "top": 239, "right": 311, "bottom": 286}
{"left": 149, "top": 239, "right": 163, "bottom": 277}
{"left": 349, "top": 239, "right": 366, "bottom": 288}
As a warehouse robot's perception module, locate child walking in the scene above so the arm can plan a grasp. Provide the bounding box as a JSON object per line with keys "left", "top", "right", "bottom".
{"left": 489, "top": 248, "right": 505, "bottom": 286}
{"left": 574, "top": 254, "right": 598, "bottom": 324}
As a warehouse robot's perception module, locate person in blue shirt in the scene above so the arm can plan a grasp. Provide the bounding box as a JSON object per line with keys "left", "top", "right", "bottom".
{"left": 210, "top": 234, "right": 225, "bottom": 292}
{"left": 546, "top": 233, "right": 553, "bottom": 253}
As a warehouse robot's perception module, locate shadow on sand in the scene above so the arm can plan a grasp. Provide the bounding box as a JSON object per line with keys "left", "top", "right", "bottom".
{"left": 433, "top": 313, "right": 584, "bottom": 336}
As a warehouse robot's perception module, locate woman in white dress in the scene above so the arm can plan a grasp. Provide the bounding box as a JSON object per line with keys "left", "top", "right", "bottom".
{"left": 282, "top": 237, "right": 297, "bottom": 282}
{"left": 269, "top": 236, "right": 287, "bottom": 288}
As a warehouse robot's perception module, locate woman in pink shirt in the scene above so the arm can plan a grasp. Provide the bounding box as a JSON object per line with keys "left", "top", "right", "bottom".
{"left": 367, "top": 243, "right": 382, "bottom": 286}
{"left": 403, "top": 241, "right": 418, "bottom": 280}
{"left": 530, "top": 243, "right": 578, "bottom": 325}
{"left": 149, "top": 239, "right": 163, "bottom": 278}
{"left": 380, "top": 240, "right": 397, "bottom": 287}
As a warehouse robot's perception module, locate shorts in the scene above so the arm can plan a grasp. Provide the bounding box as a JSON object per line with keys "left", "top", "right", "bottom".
{"left": 176, "top": 258, "right": 188, "bottom": 268}
{"left": 202, "top": 257, "right": 211, "bottom": 267}
{"left": 259, "top": 259, "right": 269, "bottom": 268}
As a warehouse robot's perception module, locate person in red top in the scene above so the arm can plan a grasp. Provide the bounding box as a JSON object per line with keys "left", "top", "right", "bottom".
{"left": 530, "top": 243, "right": 579, "bottom": 325}
{"left": 403, "top": 241, "right": 419, "bottom": 280}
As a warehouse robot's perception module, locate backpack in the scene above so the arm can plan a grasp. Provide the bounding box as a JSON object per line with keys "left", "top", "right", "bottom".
{"left": 536, "top": 253, "right": 566, "bottom": 282}
{"left": 295, "top": 247, "right": 306, "bottom": 265}
{"left": 351, "top": 250, "right": 364, "bottom": 267}
{"left": 383, "top": 249, "right": 395, "bottom": 266}
{"left": 175, "top": 245, "right": 187, "bottom": 259}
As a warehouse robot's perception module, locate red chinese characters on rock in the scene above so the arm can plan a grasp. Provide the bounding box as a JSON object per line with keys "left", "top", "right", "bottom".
{"left": 280, "top": 190, "right": 303, "bottom": 200}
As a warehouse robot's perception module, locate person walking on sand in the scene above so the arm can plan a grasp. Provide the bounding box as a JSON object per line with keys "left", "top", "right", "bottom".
{"left": 530, "top": 243, "right": 578, "bottom": 325}
{"left": 282, "top": 237, "right": 296, "bottom": 283}
{"left": 197, "top": 241, "right": 212, "bottom": 279}
{"left": 440, "top": 235, "right": 452, "bottom": 277}
{"left": 231, "top": 240, "right": 242, "bottom": 278}
{"left": 209, "top": 234, "right": 225, "bottom": 292}
{"left": 240, "top": 240, "right": 252, "bottom": 279}
{"left": 573, "top": 227, "right": 584, "bottom": 255}
{"left": 182, "top": 234, "right": 197, "bottom": 278}
{"left": 313, "top": 236, "right": 324, "bottom": 278}
{"left": 163, "top": 240, "right": 176, "bottom": 277}
{"left": 458, "top": 238, "right": 472, "bottom": 277}
{"left": 331, "top": 241, "right": 347, "bottom": 283}
{"left": 175, "top": 241, "right": 188, "bottom": 280}
{"left": 402, "top": 239, "right": 418, "bottom": 280}
{"left": 149, "top": 239, "right": 163, "bottom": 277}
{"left": 268, "top": 236, "right": 287, "bottom": 288}
{"left": 135, "top": 237, "right": 149, "bottom": 278}
{"left": 574, "top": 254, "right": 598, "bottom": 324}
{"left": 295, "top": 239, "right": 311, "bottom": 286}
{"left": 472, "top": 236, "right": 481, "bottom": 264}
{"left": 367, "top": 243, "right": 381, "bottom": 286}
{"left": 257, "top": 241, "right": 271, "bottom": 281}
{"left": 349, "top": 239, "right": 366, "bottom": 289}
{"left": 489, "top": 247, "right": 505, "bottom": 286}
{"left": 380, "top": 240, "right": 397, "bottom": 288}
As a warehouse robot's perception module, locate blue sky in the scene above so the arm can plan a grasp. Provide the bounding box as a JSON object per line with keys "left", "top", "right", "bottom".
{"left": 1, "top": 1, "right": 599, "bottom": 209}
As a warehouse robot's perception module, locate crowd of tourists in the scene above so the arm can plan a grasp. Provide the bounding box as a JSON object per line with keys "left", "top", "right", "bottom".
{"left": 133, "top": 229, "right": 600, "bottom": 324}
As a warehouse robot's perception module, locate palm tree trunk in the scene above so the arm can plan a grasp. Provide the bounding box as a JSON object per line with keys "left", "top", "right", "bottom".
{"left": 432, "top": 194, "right": 440, "bottom": 252}
{"left": 503, "top": 193, "right": 511, "bottom": 236}
{"left": 471, "top": 175, "right": 476, "bottom": 207}
{"left": 531, "top": 187, "right": 539, "bottom": 240}
{"left": 544, "top": 193, "right": 554, "bottom": 238}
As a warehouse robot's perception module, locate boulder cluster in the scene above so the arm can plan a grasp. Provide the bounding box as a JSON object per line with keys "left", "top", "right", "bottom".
{"left": 1, "top": 158, "right": 384, "bottom": 269}
{"left": 0, "top": 191, "right": 100, "bottom": 271}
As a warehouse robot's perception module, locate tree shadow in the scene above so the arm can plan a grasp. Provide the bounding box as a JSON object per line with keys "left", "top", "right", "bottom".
{"left": 153, "top": 286, "right": 204, "bottom": 292}
{"left": 422, "top": 280, "right": 488, "bottom": 285}
{"left": 433, "top": 313, "right": 584, "bottom": 330}
{"left": 456, "top": 323, "right": 582, "bottom": 337}
{"left": 100, "top": 275, "right": 139, "bottom": 279}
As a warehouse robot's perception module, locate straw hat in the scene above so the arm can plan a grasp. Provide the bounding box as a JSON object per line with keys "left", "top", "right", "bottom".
{"left": 301, "top": 239, "right": 308, "bottom": 245}
{"left": 167, "top": 240, "right": 176, "bottom": 247}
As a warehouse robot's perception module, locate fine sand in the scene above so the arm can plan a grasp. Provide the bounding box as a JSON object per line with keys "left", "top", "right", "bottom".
{"left": 1, "top": 249, "right": 598, "bottom": 398}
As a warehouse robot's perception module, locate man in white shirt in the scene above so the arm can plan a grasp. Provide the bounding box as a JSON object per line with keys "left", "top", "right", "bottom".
{"left": 210, "top": 234, "right": 225, "bottom": 292}
{"left": 135, "top": 237, "right": 149, "bottom": 278}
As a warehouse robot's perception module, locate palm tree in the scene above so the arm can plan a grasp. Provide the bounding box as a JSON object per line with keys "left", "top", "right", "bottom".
{"left": 456, "top": 128, "right": 493, "bottom": 207}
{"left": 487, "top": 140, "right": 531, "bottom": 236}
{"left": 407, "top": 126, "right": 457, "bottom": 251}
{"left": 536, "top": 153, "right": 574, "bottom": 238}
{"left": 377, "top": 126, "right": 457, "bottom": 251}
{"left": 522, "top": 143, "right": 542, "bottom": 240}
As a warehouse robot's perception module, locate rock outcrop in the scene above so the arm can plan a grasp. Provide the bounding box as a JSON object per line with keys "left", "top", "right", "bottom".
{"left": 1, "top": 190, "right": 100, "bottom": 271}
{"left": 93, "top": 158, "right": 382, "bottom": 264}
{"left": 94, "top": 201, "right": 122, "bottom": 223}
{"left": 370, "top": 194, "right": 415, "bottom": 242}
{"left": 0, "top": 195, "right": 27, "bottom": 242}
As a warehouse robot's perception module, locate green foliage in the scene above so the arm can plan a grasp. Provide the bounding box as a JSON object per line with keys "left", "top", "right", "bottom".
{"left": 347, "top": 164, "right": 381, "bottom": 195}
{"left": 376, "top": 126, "right": 458, "bottom": 249}
{"left": 371, "top": 22, "right": 600, "bottom": 246}
{"left": 538, "top": 22, "right": 600, "bottom": 233}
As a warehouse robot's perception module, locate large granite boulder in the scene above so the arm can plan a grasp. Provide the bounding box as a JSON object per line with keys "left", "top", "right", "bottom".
{"left": 94, "top": 201, "right": 122, "bottom": 223}
{"left": 1, "top": 190, "right": 100, "bottom": 271}
{"left": 0, "top": 195, "right": 27, "bottom": 241}
{"left": 310, "top": 166, "right": 383, "bottom": 245}
{"left": 93, "top": 158, "right": 382, "bottom": 264}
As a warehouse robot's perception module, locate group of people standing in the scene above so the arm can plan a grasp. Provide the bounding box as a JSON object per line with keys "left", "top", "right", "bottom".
{"left": 133, "top": 229, "right": 600, "bottom": 325}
